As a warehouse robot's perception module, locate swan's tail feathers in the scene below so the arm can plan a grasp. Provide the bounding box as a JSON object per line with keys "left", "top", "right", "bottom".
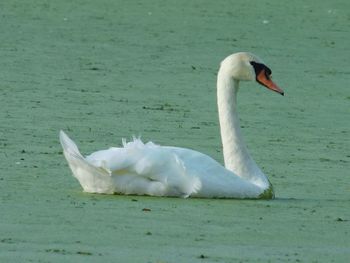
{"left": 59, "top": 130, "right": 114, "bottom": 194}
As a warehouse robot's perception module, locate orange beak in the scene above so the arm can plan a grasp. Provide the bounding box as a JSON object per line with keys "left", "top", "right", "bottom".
{"left": 257, "top": 69, "right": 284, "bottom": 96}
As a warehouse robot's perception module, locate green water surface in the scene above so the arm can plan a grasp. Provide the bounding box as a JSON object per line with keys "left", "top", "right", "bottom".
{"left": 1, "top": 1, "right": 349, "bottom": 262}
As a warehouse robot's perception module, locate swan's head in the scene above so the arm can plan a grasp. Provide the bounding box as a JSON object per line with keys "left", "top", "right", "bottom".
{"left": 220, "top": 52, "right": 284, "bottom": 95}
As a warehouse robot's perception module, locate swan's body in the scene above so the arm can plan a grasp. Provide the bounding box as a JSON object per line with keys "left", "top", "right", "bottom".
{"left": 60, "top": 52, "right": 284, "bottom": 199}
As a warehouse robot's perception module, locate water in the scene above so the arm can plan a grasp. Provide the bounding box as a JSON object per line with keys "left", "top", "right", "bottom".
{"left": 1, "top": 1, "right": 349, "bottom": 262}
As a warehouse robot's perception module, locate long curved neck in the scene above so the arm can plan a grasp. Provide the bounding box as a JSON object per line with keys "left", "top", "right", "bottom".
{"left": 217, "top": 66, "right": 270, "bottom": 189}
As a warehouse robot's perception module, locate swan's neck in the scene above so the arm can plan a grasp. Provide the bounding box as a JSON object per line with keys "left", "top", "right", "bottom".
{"left": 217, "top": 67, "right": 271, "bottom": 191}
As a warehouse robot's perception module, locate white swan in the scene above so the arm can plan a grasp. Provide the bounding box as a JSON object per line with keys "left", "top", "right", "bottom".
{"left": 60, "top": 52, "right": 284, "bottom": 199}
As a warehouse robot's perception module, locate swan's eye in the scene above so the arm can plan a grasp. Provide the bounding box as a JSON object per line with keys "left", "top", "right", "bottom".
{"left": 265, "top": 69, "right": 272, "bottom": 80}
{"left": 265, "top": 67, "right": 272, "bottom": 76}
{"left": 250, "top": 61, "right": 272, "bottom": 79}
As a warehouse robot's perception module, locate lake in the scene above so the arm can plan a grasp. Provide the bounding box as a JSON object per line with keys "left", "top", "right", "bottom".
{"left": 1, "top": 1, "right": 349, "bottom": 262}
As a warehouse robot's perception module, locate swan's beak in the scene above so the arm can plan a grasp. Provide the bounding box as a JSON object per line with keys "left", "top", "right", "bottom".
{"left": 257, "top": 70, "right": 284, "bottom": 96}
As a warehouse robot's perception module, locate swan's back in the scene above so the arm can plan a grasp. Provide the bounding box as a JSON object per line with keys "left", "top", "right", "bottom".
{"left": 60, "top": 131, "right": 263, "bottom": 198}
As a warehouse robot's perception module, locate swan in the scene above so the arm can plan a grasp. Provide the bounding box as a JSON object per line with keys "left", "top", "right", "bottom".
{"left": 59, "top": 52, "right": 284, "bottom": 199}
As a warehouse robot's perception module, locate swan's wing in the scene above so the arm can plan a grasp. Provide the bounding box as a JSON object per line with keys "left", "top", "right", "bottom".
{"left": 164, "top": 146, "right": 224, "bottom": 175}
{"left": 86, "top": 140, "right": 201, "bottom": 197}
{"left": 60, "top": 131, "right": 201, "bottom": 197}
